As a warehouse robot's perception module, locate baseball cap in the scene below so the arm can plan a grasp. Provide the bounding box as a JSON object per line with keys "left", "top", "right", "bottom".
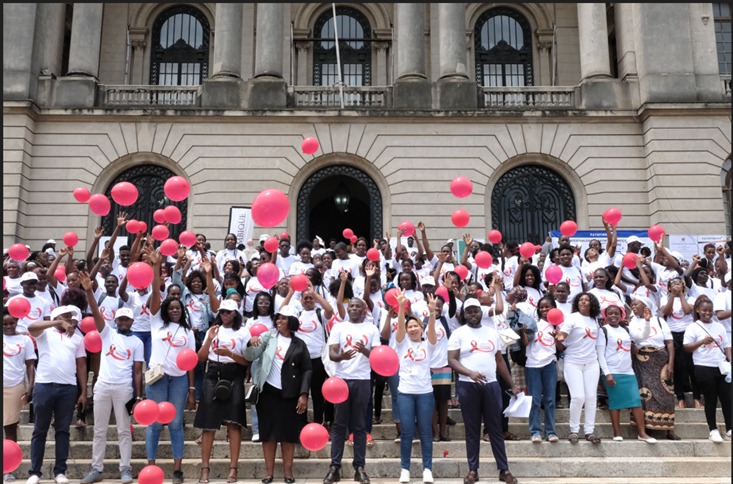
{"left": 249, "top": 252, "right": 260, "bottom": 261}
{"left": 259, "top": 234, "right": 269, "bottom": 242}
{"left": 46, "top": 239, "right": 56, "bottom": 244}
{"left": 20, "top": 272, "right": 39, "bottom": 283}
{"left": 422, "top": 276, "right": 436, "bottom": 286}
{"left": 446, "top": 239, "right": 454, "bottom": 245}
{"left": 276, "top": 305, "right": 299, "bottom": 318}
{"left": 463, "top": 299, "right": 481, "bottom": 310}
{"left": 115, "top": 307, "right": 134, "bottom": 320}
{"left": 668, "top": 251, "right": 684, "bottom": 263}
{"left": 626, "top": 236, "right": 641, "bottom": 245}
{"left": 51, "top": 305, "right": 81, "bottom": 322}
{"left": 219, "top": 299, "right": 239, "bottom": 312}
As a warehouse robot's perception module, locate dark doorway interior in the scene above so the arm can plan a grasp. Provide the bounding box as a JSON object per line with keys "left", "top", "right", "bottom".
{"left": 309, "top": 175, "right": 371, "bottom": 245}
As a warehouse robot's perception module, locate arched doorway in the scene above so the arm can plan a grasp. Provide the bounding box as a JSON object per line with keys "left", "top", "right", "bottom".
{"left": 491, "top": 164, "right": 576, "bottom": 244}
{"left": 101, "top": 164, "right": 188, "bottom": 244}
{"left": 297, "top": 165, "right": 382, "bottom": 245}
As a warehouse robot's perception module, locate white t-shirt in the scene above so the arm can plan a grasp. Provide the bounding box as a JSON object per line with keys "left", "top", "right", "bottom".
{"left": 588, "top": 287, "right": 624, "bottom": 312}
{"left": 8, "top": 294, "right": 51, "bottom": 333}
{"left": 92, "top": 291, "right": 125, "bottom": 327}
{"left": 149, "top": 312, "right": 196, "bottom": 377}
{"left": 127, "top": 291, "right": 151, "bottom": 332}
{"left": 3, "top": 333, "right": 36, "bottom": 387}
{"left": 265, "top": 334, "right": 292, "bottom": 389}
{"left": 714, "top": 290, "right": 731, "bottom": 336}
{"left": 396, "top": 337, "right": 435, "bottom": 394}
{"left": 560, "top": 265, "right": 585, "bottom": 301}
{"left": 651, "top": 263, "right": 681, "bottom": 299}
{"left": 429, "top": 316, "right": 451, "bottom": 368}
{"left": 660, "top": 295, "right": 696, "bottom": 332}
{"left": 632, "top": 286, "right": 660, "bottom": 317}
{"left": 297, "top": 308, "right": 328, "bottom": 359}
{"left": 35, "top": 327, "right": 86, "bottom": 385}
{"left": 98, "top": 323, "right": 145, "bottom": 385}
{"left": 4, "top": 276, "right": 23, "bottom": 297}
{"left": 209, "top": 325, "right": 251, "bottom": 363}
{"left": 216, "top": 249, "right": 245, "bottom": 274}
{"left": 288, "top": 261, "right": 314, "bottom": 276}
{"left": 558, "top": 313, "right": 602, "bottom": 366}
{"left": 598, "top": 325, "right": 634, "bottom": 375}
{"left": 35, "top": 288, "right": 57, "bottom": 314}
{"left": 379, "top": 312, "right": 399, "bottom": 349}
{"left": 447, "top": 324, "right": 503, "bottom": 383}
{"left": 185, "top": 293, "right": 212, "bottom": 332}
{"left": 526, "top": 319, "right": 557, "bottom": 369}
{"left": 327, "top": 321, "right": 382, "bottom": 381}
{"left": 501, "top": 257, "right": 518, "bottom": 290}
{"left": 276, "top": 254, "right": 299, "bottom": 275}
{"left": 629, "top": 316, "right": 672, "bottom": 348}
{"left": 683, "top": 321, "right": 730, "bottom": 367}
{"left": 330, "top": 257, "right": 360, "bottom": 282}
{"left": 243, "top": 277, "right": 268, "bottom": 313}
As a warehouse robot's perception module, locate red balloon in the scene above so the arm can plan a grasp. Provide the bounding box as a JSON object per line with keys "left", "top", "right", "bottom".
{"left": 63, "top": 232, "right": 79, "bottom": 247}
{"left": 252, "top": 189, "right": 290, "bottom": 228}
{"left": 138, "top": 465, "right": 165, "bottom": 484}
{"left": 157, "top": 402, "right": 176, "bottom": 424}
{"left": 519, "top": 242, "right": 536, "bottom": 259}
{"left": 454, "top": 265, "right": 469, "bottom": 281}
{"left": 300, "top": 422, "right": 329, "bottom": 451}
{"left": 603, "top": 208, "right": 622, "bottom": 226}
{"left": 258, "top": 262, "right": 280, "bottom": 290}
{"left": 398, "top": 221, "right": 415, "bottom": 237}
{"left": 176, "top": 348, "right": 198, "bottom": 371}
{"left": 152, "top": 225, "right": 169, "bottom": 241}
{"left": 153, "top": 209, "right": 166, "bottom": 224}
{"left": 80, "top": 316, "right": 96, "bottom": 334}
{"left": 160, "top": 239, "right": 178, "bottom": 257}
{"left": 301, "top": 137, "right": 320, "bottom": 155}
{"left": 179, "top": 230, "right": 197, "bottom": 247}
{"left": 73, "top": 187, "right": 91, "bottom": 203}
{"left": 264, "top": 236, "right": 279, "bottom": 253}
{"left": 163, "top": 205, "right": 182, "bottom": 225}
{"left": 450, "top": 176, "right": 473, "bottom": 198}
{"left": 126, "top": 220, "right": 141, "bottom": 234}
{"left": 435, "top": 286, "right": 449, "bottom": 302}
{"left": 369, "top": 345, "right": 399, "bottom": 377}
{"left": 342, "top": 228, "right": 354, "bottom": 239}
{"left": 622, "top": 252, "right": 638, "bottom": 269}
{"left": 349, "top": 235, "right": 358, "bottom": 244}
{"left": 280, "top": 232, "right": 290, "bottom": 240}
{"left": 545, "top": 265, "right": 563, "bottom": 285}
{"left": 138, "top": 221, "right": 148, "bottom": 234}
{"left": 322, "top": 376, "right": 349, "bottom": 404}
{"left": 560, "top": 220, "right": 578, "bottom": 237}
{"left": 8, "top": 243, "right": 29, "bottom": 261}
{"left": 290, "top": 274, "right": 309, "bottom": 292}
{"left": 133, "top": 400, "right": 160, "bottom": 426}
{"left": 366, "top": 248, "right": 381, "bottom": 262}
{"left": 249, "top": 323, "right": 269, "bottom": 337}
{"left": 488, "top": 230, "right": 502, "bottom": 244}
{"left": 127, "top": 262, "right": 154, "bottom": 289}
{"left": 164, "top": 176, "right": 190, "bottom": 202}
{"left": 7, "top": 297, "right": 31, "bottom": 319}
{"left": 89, "top": 194, "right": 111, "bottom": 216}
{"left": 385, "top": 288, "right": 400, "bottom": 307}
{"left": 547, "top": 308, "right": 565, "bottom": 326}
{"left": 3, "top": 439, "right": 22, "bottom": 473}
{"left": 451, "top": 209, "right": 470, "bottom": 228}
{"left": 111, "top": 182, "right": 138, "bottom": 206}
{"left": 55, "top": 265, "right": 67, "bottom": 282}
{"left": 648, "top": 224, "right": 665, "bottom": 243}
{"left": 84, "top": 330, "right": 103, "bottom": 353}
{"left": 474, "top": 251, "right": 493, "bottom": 269}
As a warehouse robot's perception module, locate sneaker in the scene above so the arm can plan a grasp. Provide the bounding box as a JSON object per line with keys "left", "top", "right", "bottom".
{"left": 120, "top": 469, "right": 133, "bottom": 484}
{"left": 25, "top": 476, "right": 39, "bottom": 484}
{"left": 366, "top": 433, "right": 374, "bottom": 448}
{"left": 531, "top": 434, "right": 542, "bottom": 443}
{"left": 55, "top": 475, "right": 70, "bottom": 484}
{"left": 709, "top": 429, "right": 724, "bottom": 443}
{"left": 394, "top": 432, "right": 401, "bottom": 443}
{"left": 422, "top": 469, "right": 433, "bottom": 484}
{"left": 80, "top": 470, "right": 104, "bottom": 484}
{"left": 4, "top": 474, "right": 16, "bottom": 483}
{"left": 346, "top": 433, "right": 354, "bottom": 446}
{"left": 547, "top": 434, "right": 559, "bottom": 443}
{"left": 252, "top": 433, "right": 260, "bottom": 442}
{"left": 727, "top": 430, "right": 732, "bottom": 439}
{"left": 399, "top": 469, "right": 410, "bottom": 483}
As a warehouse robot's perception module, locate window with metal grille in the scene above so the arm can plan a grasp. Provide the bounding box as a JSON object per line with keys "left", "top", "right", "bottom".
{"left": 474, "top": 8, "right": 533, "bottom": 87}
{"left": 313, "top": 7, "right": 371, "bottom": 86}
{"left": 714, "top": 3, "right": 731, "bottom": 75}
{"left": 150, "top": 6, "right": 210, "bottom": 85}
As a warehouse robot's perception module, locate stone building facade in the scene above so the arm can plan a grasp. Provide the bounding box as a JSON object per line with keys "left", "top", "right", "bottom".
{"left": 3, "top": 3, "right": 731, "bottom": 252}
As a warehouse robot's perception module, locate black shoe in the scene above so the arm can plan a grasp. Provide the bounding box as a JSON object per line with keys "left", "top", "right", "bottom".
{"left": 173, "top": 470, "right": 184, "bottom": 484}
{"left": 446, "top": 416, "right": 457, "bottom": 426}
{"left": 323, "top": 466, "right": 340, "bottom": 484}
{"left": 353, "top": 467, "right": 370, "bottom": 484}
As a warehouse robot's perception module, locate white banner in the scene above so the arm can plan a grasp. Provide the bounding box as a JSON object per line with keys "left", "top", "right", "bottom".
{"left": 669, "top": 234, "right": 727, "bottom": 263}
{"left": 229, "top": 207, "right": 254, "bottom": 246}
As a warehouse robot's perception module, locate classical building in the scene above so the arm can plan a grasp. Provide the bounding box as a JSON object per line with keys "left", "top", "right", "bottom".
{"left": 3, "top": 3, "right": 731, "bottom": 252}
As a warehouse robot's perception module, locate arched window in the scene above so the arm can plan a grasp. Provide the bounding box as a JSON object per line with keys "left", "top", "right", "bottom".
{"left": 474, "top": 8, "right": 533, "bottom": 87}
{"left": 714, "top": 3, "right": 731, "bottom": 76}
{"left": 313, "top": 7, "right": 371, "bottom": 86}
{"left": 150, "top": 6, "right": 210, "bottom": 85}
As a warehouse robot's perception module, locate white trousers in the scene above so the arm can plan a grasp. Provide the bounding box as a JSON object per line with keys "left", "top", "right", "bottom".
{"left": 92, "top": 380, "right": 133, "bottom": 472}
{"left": 563, "top": 360, "right": 600, "bottom": 434}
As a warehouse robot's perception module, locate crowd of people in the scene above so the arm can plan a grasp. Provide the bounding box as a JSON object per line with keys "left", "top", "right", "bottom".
{"left": 3, "top": 214, "right": 732, "bottom": 484}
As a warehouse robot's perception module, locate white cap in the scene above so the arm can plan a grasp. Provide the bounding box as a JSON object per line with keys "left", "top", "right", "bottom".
{"left": 46, "top": 239, "right": 56, "bottom": 244}
{"left": 20, "top": 272, "right": 39, "bottom": 282}
{"left": 115, "top": 307, "right": 134, "bottom": 320}
{"left": 249, "top": 252, "right": 260, "bottom": 261}
{"left": 259, "top": 234, "right": 269, "bottom": 242}
{"left": 315, "top": 235, "right": 324, "bottom": 245}
{"left": 626, "top": 236, "right": 641, "bottom": 245}
{"left": 446, "top": 239, "right": 454, "bottom": 244}
{"left": 51, "top": 305, "right": 81, "bottom": 322}
{"left": 463, "top": 299, "right": 481, "bottom": 309}
{"left": 276, "top": 304, "right": 299, "bottom": 318}
{"left": 219, "top": 299, "right": 239, "bottom": 312}
{"left": 422, "top": 276, "right": 436, "bottom": 286}
{"left": 668, "top": 251, "right": 684, "bottom": 263}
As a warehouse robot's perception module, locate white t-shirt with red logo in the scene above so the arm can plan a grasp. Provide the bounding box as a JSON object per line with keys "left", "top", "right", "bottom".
{"left": 327, "top": 321, "right": 381, "bottom": 381}
{"left": 3, "top": 333, "right": 36, "bottom": 387}
{"left": 429, "top": 316, "right": 450, "bottom": 369}
{"left": 149, "top": 312, "right": 196, "bottom": 378}
{"left": 660, "top": 295, "right": 696, "bottom": 332}
{"left": 447, "top": 324, "right": 503, "bottom": 383}
{"left": 598, "top": 325, "right": 634, "bottom": 375}
{"left": 265, "top": 334, "right": 292, "bottom": 389}
{"left": 560, "top": 265, "right": 585, "bottom": 301}
{"left": 526, "top": 319, "right": 557, "bottom": 369}
{"left": 588, "top": 288, "right": 624, "bottom": 312}
{"left": 8, "top": 294, "right": 51, "bottom": 333}
{"left": 297, "top": 308, "right": 327, "bottom": 359}
{"left": 35, "top": 327, "right": 86, "bottom": 385}
{"left": 209, "top": 325, "right": 251, "bottom": 363}
{"left": 396, "top": 337, "right": 435, "bottom": 394}
{"left": 558, "top": 313, "right": 602, "bottom": 366}
{"left": 683, "top": 320, "right": 731, "bottom": 367}
{"left": 127, "top": 291, "right": 151, "bottom": 332}
{"left": 98, "top": 323, "right": 144, "bottom": 385}
{"left": 628, "top": 315, "right": 672, "bottom": 348}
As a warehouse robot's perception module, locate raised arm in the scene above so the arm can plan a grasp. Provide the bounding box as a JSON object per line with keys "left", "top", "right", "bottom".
{"left": 106, "top": 212, "right": 128, "bottom": 259}
{"left": 86, "top": 226, "right": 105, "bottom": 269}
{"left": 148, "top": 250, "right": 163, "bottom": 316}
{"left": 46, "top": 246, "right": 71, "bottom": 289}
{"left": 418, "top": 221, "right": 434, "bottom": 262}
{"left": 394, "top": 289, "right": 408, "bottom": 344}
{"left": 201, "top": 258, "right": 219, "bottom": 313}
{"left": 655, "top": 241, "right": 683, "bottom": 275}
{"left": 335, "top": 270, "right": 348, "bottom": 320}
{"left": 363, "top": 263, "right": 376, "bottom": 312}
{"left": 80, "top": 271, "right": 105, "bottom": 332}
{"left": 460, "top": 234, "right": 473, "bottom": 270}
{"left": 425, "top": 293, "right": 437, "bottom": 345}
{"left": 603, "top": 220, "right": 617, "bottom": 258}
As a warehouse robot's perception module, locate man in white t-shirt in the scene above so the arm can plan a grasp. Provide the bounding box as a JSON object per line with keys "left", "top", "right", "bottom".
{"left": 274, "top": 237, "right": 298, "bottom": 275}
{"left": 324, "top": 298, "right": 381, "bottom": 484}
{"left": 26, "top": 305, "right": 88, "bottom": 484}
{"left": 8, "top": 272, "right": 51, "bottom": 333}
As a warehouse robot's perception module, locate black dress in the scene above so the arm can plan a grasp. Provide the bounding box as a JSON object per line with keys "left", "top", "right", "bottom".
{"left": 194, "top": 360, "right": 247, "bottom": 429}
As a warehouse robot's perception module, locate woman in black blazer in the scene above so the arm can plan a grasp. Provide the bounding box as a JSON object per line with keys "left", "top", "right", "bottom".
{"left": 244, "top": 305, "right": 312, "bottom": 483}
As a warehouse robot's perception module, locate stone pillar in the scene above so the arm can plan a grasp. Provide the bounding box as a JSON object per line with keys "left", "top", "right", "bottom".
{"left": 375, "top": 41, "right": 389, "bottom": 85}
{"left": 244, "top": 3, "right": 287, "bottom": 109}
{"left": 202, "top": 3, "right": 244, "bottom": 108}
{"left": 37, "top": 3, "right": 66, "bottom": 78}
{"left": 295, "top": 40, "right": 310, "bottom": 85}
{"left": 577, "top": 3, "right": 611, "bottom": 80}
{"left": 536, "top": 30, "right": 554, "bottom": 86}
{"left": 436, "top": 3, "right": 476, "bottom": 109}
{"left": 689, "top": 3, "right": 723, "bottom": 101}
{"left": 393, "top": 3, "right": 431, "bottom": 109}
{"left": 128, "top": 28, "right": 148, "bottom": 85}
{"left": 3, "top": 3, "right": 38, "bottom": 100}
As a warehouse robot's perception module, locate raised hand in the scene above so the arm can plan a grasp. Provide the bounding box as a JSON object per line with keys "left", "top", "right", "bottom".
{"left": 94, "top": 226, "right": 105, "bottom": 239}
{"left": 78, "top": 271, "right": 93, "bottom": 291}
{"left": 117, "top": 212, "right": 128, "bottom": 227}
{"left": 148, "top": 249, "right": 162, "bottom": 266}
{"left": 417, "top": 221, "right": 426, "bottom": 232}
{"left": 365, "top": 263, "right": 376, "bottom": 278}
{"left": 463, "top": 234, "right": 472, "bottom": 245}
{"left": 201, "top": 259, "right": 212, "bottom": 274}
{"left": 427, "top": 292, "right": 437, "bottom": 311}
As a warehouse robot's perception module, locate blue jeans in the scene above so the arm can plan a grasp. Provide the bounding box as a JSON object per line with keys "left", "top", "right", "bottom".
{"left": 397, "top": 392, "right": 434, "bottom": 471}
{"left": 132, "top": 331, "right": 151, "bottom": 366}
{"left": 387, "top": 372, "right": 401, "bottom": 424}
{"left": 28, "top": 383, "right": 77, "bottom": 477}
{"left": 526, "top": 361, "right": 557, "bottom": 438}
{"left": 145, "top": 374, "right": 188, "bottom": 460}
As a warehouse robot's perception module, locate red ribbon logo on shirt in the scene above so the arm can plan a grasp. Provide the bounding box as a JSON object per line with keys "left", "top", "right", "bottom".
{"left": 404, "top": 347, "right": 427, "bottom": 361}
{"left": 187, "top": 299, "right": 201, "bottom": 313}
{"left": 599, "top": 296, "right": 618, "bottom": 305}
{"left": 584, "top": 327, "right": 597, "bottom": 340}
{"left": 3, "top": 343, "right": 22, "bottom": 357}
{"left": 275, "top": 345, "right": 286, "bottom": 360}
{"left": 213, "top": 338, "right": 236, "bottom": 351}
{"left": 470, "top": 339, "right": 495, "bottom": 353}
{"left": 140, "top": 304, "right": 150, "bottom": 316}
{"left": 162, "top": 331, "right": 188, "bottom": 347}
{"left": 343, "top": 334, "right": 368, "bottom": 350}
{"left": 535, "top": 331, "right": 555, "bottom": 347}
{"left": 100, "top": 306, "right": 113, "bottom": 321}
{"left": 298, "top": 319, "right": 319, "bottom": 333}
{"left": 616, "top": 339, "right": 630, "bottom": 352}
{"left": 106, "top": 344, "right": 132, "bottom": 360}
{"left": 26, "top": 308, "right": 42, "bottom": 321}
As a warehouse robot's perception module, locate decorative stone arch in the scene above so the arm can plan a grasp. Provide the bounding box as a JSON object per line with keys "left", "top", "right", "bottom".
{"left": 293, "top": 3, "right": 391, "bottom": 33}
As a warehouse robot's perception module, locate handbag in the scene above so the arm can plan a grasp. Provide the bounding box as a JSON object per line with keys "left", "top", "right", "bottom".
{"left": 145, "top": 325, "right": 182, "bottom": 385}
{"left": 244, "top": 382, "right": 259, "bottom": 404}
{"left": 212, "top": 346, "right": 233, "bottom": 402}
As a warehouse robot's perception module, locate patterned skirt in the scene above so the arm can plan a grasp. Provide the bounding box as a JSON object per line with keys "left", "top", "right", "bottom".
{"left": 631, "top": 347, "right": 675, "bottom": 430}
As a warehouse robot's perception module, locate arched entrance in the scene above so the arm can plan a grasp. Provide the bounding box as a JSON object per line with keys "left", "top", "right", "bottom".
{"left": 297, "top": 165, "right": 382, "bottom": 245}
{"left": 101, "top": 164, "right": 189, "bottom": 244}
{"left": 491, "top": 164, "right": 576, "bottom": 244}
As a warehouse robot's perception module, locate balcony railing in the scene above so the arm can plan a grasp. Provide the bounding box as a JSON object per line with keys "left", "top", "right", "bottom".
{"left": 100, "top": 85, "right": 200, "bottom": 107}
{"left": 481, "top": 86, "right": 577, "bottom": 109}
{"left": 290, "top": 86, "right": 389, "bottom": 108}
{"left": 722, "top": 75, "right": 731, "bottom": 99}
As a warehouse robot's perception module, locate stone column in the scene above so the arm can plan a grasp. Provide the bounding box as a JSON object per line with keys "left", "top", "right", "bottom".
{"left": 689, "top": 3, "right": 723, "bottom": 101}
{"left": 37, "top": 3, "right": 66, "bottom": 78}
{"left": 295, "top": 41, "right": 311, "bottom": 85}
{"left": 375, "top": 41, "right": 389, "bottom": 85}
{"left": 202, "top": 3, "right": 243, "bottom": 108}
{"left": 3, "top": 3, "right": 38, "bottom": 100}
{"left": 436, "top": 3, "right": 476, "bottom": 109}
{"left": 66, "top": 3, "right": 103, "bottom": 78}
{"left": 393, "top": 3, "right": 431, "bottom": 109}
{"left": 577, "top": 3, "right": 611, "bottom": 80}
{"left": 128, "top": 28, "right": 148, "bottom": 85}
{"left": 536, "top": 30, "right": 554, "bottom": 86}
{"left": 244, "top": 3, "right": 287, "bottom": 109}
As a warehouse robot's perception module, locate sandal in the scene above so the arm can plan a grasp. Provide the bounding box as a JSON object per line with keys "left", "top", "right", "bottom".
{"left": 227, "top": 467, "right": 238, "bottom": 483}
{"left": 694, "top": 400, "right": 704, "bottom": 409}
{"left": 666, "top": 431, "right": 681, "bottom": 441}
{"left": 676, "top": 400, "right": 686, "bottom": 409}
{"left": 503, "top": 431, "right": 520, "bottom": 441}
{"left": 373, "top": 417, "right": 382, "bottom": 425}
{"left": 568, "top": 432, "right": 579, "bottom": 444}
{"left": 585, "top": 433, "right": 601, "bottom": 444}
{"left": 199, "top": 467, "right": 210, "bottom": 484}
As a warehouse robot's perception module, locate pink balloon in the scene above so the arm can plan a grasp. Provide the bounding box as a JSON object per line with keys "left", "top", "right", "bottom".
{"left": 163, "top": 206, "right": 182, "bottom": 224}
{"left": 264, "top": 236, "right": 279, "bottom": 253}
{"left": 280, "top": 232, "right": 290, "bottom": 240}
{"left": 385, "top": 288, "right": 399, "bottom": 307}
{"left": 80, "top": 316, "right": 96, "bottom": 334}
{"left": 63, "top": 232, "right": 79, "bottom": 247}
{"left": 648, "top": 224, "right": 665, "bottom": 243}
{"left": 249, "top": 323, "right": 269, "bottom": 338}
{"left": 138, "top": 221, "right": 148, "bottom": 234}
{"left": 398, "top": 221, "right": 415, "bottom": 237}
{"left": 301, "top": 137, "right": 320, "bottom": 155}
{"left": 179, "top": 230, "right": 197, "bottom": 247}
{"left": 349, "top": 235, "right": 358, "bottom": 244}
{"left": 488, "top": 230, "right": 502, "bottom": 244}
{"left": 3, "top": 439, "right": 22, "bottom": 473}
{"left": 547, "top": 308, "right": 564, "bottom": 326}
{"left": 7, "top": 297, "right": 31, "bottom": 319}
{"left": 111, "top": 182, "right": 138, "bottom": 207}
{"left": 160, "top": 239, "right": 178, "bottom": 257}
{"left": 450, "top": 177, "right": 473, "bottom": 198}
{"left": 138, "top": 465, "right": 164, "bottom": 484}
{"left": 474, "top": 251, "right": 493, "bottom": 269}
{"left": 89, "top": 194, "right": 111, "bottom": 216}
{"left": 342, "top": 228, "right": 354, "bottom": 239}
{"left": 157, "top": 402, "right": 176, "bottom": 424}
{"left": 603, "top": 208, "right": 622, "bottom": 226}
{"left": 322, "top": 376, "right": 349, "bottom": 404}
{"left": 126, "top": 220, "right": 141, "bottom": 234}
{"left": 252, "top": 189, "right": 290, "bottom": 228}
{"left": 300, "top": 422, "right": 329, "bottom": 451}
{"left": 560, "top": 220, "right": 578, "bottom": 237}
{"left": 366, "top": 248, "right": 381, "bottom": 262}
{"left": 84, "top": 330, "right": 102, "bottom": 353}
{"left": 73, "top": 187, "right": 91, "bottom": 203}
{"left": 176, "top": 348, "right": 198, "bottom": 371}
{"left": 152, "top": 224, "right": 169, "bottom": 241}
{"left": 545, "top": 265, "right": 563, "bottom": 285}
{"left": 133, "top": 399, "right": 160, "bottom": 426}
{"left": 153, "top": 209, "right": 166, "bottom": 224}
{"left": 455, "top": 265, "right": 469, "bottom": 281}
{"left": 164, "top": 176, "right": 190, "bottom": 202}
{"left": 8, "top": 243, "right": 29, "bottom": 261}
{"left": 451, "top": 209, "right": 470, "bottom": 228}
{"left": 290, "top": 274, "right": 309, "bottom": 292}
{"left": 622, "top": 252, "right": 638, "bottom": 269}
{"left": 435, "top": 286, "right": 449, "bottom": 302}
{"left": 519, "top": 242, "right": 536, "bottom": 259}
{"left": 258, "top": 262, "right": 280, "bottom": 290}
{"left": 369, "top": 346, "right": 399, "bottom": 377}
{"left": 55, "top": 266, "right": 67, "bottom": 282}
{"left": 127, "top": 262, "right": 154, "bottom": 289}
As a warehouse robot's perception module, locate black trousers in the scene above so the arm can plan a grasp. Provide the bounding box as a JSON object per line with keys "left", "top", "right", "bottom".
{"left": 694, "top": 365, "right": 731, "bottom": 431}
{"left": 672, "top": 331, "right": 701, "bottom": 400}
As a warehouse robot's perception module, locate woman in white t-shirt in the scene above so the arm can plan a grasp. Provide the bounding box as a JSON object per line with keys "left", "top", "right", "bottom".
{"left": 394, "top": 290, "right": 437, "bottom": 484}
{"left": 683, "top": 297, "right": 732, "bottom": 443}
{"left": 512, "top": 262, "right": 543, "bottom": 310}
{"left": 587, "top": 268, "right": 625, "bottom": 316}
{"left": 216, "top": 234, "right": 246, "bottom": 276}
{"left": 2, "top": 307, "right": 36, "bottom": 449}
